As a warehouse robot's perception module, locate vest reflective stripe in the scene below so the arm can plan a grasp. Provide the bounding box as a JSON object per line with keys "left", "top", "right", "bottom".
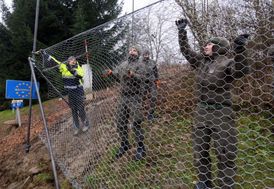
{"left": 62, "top": 77, "right": 82, "bottom": 88}
{"left": 64, "top": 85, "right": 82, "bottom": 89}
{"left": 63, "top": 75, "right": 76, "bottom": 79}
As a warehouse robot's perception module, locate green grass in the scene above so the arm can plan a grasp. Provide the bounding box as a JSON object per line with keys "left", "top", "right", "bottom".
{"left": 84, "top": 113, "right": 273, "bottom": 189}
{"left": 236, "top": 114, "right": 274, "bottom": 189}
{"left": 0, "top": 109, "right": 18, "bottom": 125}
{"left": 0, "top": 103, "right": 35, "bottom": 127}
{"left": 0, "top": 106, "right": 31, "bottom": 138}
{"left": 0, "top": 99, "right": 56, "bottom": 127}
{"left": 84, "top": 116, "right": 196, "bottom": 188}
{"left": 33, "top": 172, "right": 53, "bottom": 184}
{"left": 2, "top": 98, "right": 272, "bottom": 188}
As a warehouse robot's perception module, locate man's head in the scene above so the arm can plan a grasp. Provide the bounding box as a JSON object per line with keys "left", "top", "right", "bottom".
{"left": 203, "top": 37, "right": 230, "bottom": 56}
{"left": 203, "top": 42, "right": 215, "bottom": 56}
{"left": 67, "top": 56, "right": 77, "bottom": 65}
{"left": 143, "top": 50, "right": 150, "bottom": 61}
{"left": 128, "top": 46, "right": 141, "bottom": 61}
{"left": 129, "top": 46, "right": 140, "bottom": 56}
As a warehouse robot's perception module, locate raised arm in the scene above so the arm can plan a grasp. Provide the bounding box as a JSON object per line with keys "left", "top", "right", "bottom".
{"left": 40, "top": 50, "right": 64, "bottom": 73}
{"left": 230, "top": 34, "right": 250, "bottom": 78}
{"left": 40, "top": 50, "right": 83, "bottom": 77}
{"left": 176, "top": 19, "right": 203, "bottom": 69}
{"left": 40, "top": 50, "right": 62, "bottom": 65}
{"left": 67, "top": 63, "right": 84, "bottom": 78}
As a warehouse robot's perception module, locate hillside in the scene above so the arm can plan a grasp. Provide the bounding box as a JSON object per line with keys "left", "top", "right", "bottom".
{"left": 0, "top": 64, "right": 273, "bottom": 189}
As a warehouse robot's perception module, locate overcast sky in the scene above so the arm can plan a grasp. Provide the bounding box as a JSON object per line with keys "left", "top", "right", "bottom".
{"left": 119, "top": 0, "right": 160, "bottom": 14}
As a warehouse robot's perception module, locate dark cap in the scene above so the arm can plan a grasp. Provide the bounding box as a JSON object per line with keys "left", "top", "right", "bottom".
{"left": 143, "top": 49, "right": 150, "bottom": 56}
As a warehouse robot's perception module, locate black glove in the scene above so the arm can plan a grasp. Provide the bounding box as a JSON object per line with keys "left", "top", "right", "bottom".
{"left": 234, "top": 34, "right": 250, "bottom": 46}
{"left": 40, "top": 49, "right": 52, "bottom": 60}
{"left": 40, "top": 49, "right": 47, "bottom": 55}
{"left": 66, "top": 64, "right": 76, "bottom": 75}
{"left": 175, "top": 18, "right": 188, "bottom": 31}
{"left": 234, "top": 34, "right": 250, "bottom": 53}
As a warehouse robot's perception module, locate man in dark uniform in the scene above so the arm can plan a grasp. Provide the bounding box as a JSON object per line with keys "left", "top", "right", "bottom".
{"left": 41, "top": 51, "right": 90, "bottom": 135}
{"left": 176, "top": 19, "right": 249, "bottom": 189}
{"left": 142, "top": 50, "right": 159, "bottom": 120}
{"left": 103, "top": 46, "right": 146, "bottom": 160}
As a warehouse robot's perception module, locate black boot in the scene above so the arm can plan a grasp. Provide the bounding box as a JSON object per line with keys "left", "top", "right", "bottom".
{"left": 134, "top": 144, "right": 146, "bottom": 161}
{"left": 147, "top": 113, "right": 154, "bottom": 121}
{"left": 194, "top": 181, "right": 212, "bottom": 189}
{"left": 115, "top": 141, "right": 131, "bottom": 159}
{"left": 132, "top": 121, "right": 146, "bottom": 161}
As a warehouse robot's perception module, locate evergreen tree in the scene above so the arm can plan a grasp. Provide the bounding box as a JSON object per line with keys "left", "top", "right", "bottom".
{"left": 72, "top": 0, "right": 122, "bottom": 33}
{"left": 0, "top": 0, "right": 127, "bottom": 109}
{"left": 72, "top": 0, "right": 129, "bottom": 90}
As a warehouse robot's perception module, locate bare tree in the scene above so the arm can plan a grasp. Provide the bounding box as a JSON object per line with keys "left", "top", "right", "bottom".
{"left": 0, "top": 0, "right": 11, "bottom": 24}
{"left": 132, "top": 3, "right": 181, "bottom": 64}
{"left": 175, "top": 0, "right": 272, "bottom": 44}
{"left": 175, "top": 0, "right": 273, "bottom": 108}
{"left": 175, "top": 0, "right": 209, "bottom": 47}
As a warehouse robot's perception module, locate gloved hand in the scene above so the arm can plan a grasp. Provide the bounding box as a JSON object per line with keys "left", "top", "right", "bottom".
{"left": 128, "top": 70, "right": 134, "bottom": 77}
{"left": 102, "top": 69, "right": 112, "bottom": 77}
{"left": 40, "top": 49, "right": 47, "bottom": 55}
{"left": 66, "top": 64, "right": 76, "bottom": 75}
{"left": 234, "top": 34, "right": 250, "bottom": 46}
{"left": 155, "top": 80, "right": 160, "bottom": 88}
{"left": 40, "top": 49, "right": 52, "bottom": 61}
{"left": 175, "top": 18, "right": 188, "bottom": 31}
{"left": 234, "top": 34, "right": 250, "bottom": 53}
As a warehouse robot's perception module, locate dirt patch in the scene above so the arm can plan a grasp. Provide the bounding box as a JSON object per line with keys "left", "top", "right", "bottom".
{"left": 0, "top": 136, "right": 71, "bottom": 189}
{"left": 0, "top": 64, "right": 195, "bottom": 188}
{"left": 0, "top": 98, "right": 72, "bottom": 189}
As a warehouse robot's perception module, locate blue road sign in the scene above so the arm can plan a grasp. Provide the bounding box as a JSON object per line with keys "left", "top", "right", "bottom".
{"left": 11, "top": 100, "right": 24, "bottom": 109}
{"left": 5, "top": 80, "right": 39, "bottom": 99}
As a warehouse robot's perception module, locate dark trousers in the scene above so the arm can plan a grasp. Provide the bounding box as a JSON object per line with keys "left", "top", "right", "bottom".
{"left": 143, "top": 82, "right": 157, "bottom": 115}
{"left": 68, "top": 87, "right": 87, "bottom": 128}
{"left": 193, "top": 104, "right": 237, "bottom": 188}
{"left": 116, "top": 95, "right": 144, "bottom": 148}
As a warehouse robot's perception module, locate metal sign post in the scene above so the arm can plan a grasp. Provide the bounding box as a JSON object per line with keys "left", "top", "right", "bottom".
{"left": 11, "top": 100, "right": 24, "bottom": 127}
{"left": 6, "top": 80, "right": 38, "bottom": 128}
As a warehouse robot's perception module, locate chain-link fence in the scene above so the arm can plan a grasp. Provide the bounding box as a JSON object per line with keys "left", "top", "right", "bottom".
{"left": 34, "top": 0, "right": 273, "bottom": 188}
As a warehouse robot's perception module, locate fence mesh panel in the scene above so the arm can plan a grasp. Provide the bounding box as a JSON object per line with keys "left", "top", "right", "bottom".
{"left": 35, "top": 0, "right": 273, "bottom": 188}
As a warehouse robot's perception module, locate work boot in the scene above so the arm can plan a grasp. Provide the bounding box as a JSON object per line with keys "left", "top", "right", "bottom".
{"left": 194, "top": 181, "right": 212, "bottom": 189}
{"left": 115, "top": 143, "right": 131, "bottom": 159}
{"left": 82, "top": 126, "right": 89, "bottom": 132}
{"left": 73, "top": 129, "right": 80, "bottom": 136}
{"left": 134, "top": 146, "right": 146, "bottom": 161}
{"left": 147, "top": 114, "right": 154, "bottom": 121}
{"left": 82, "top": 120, "right": 90, "bottom": 132}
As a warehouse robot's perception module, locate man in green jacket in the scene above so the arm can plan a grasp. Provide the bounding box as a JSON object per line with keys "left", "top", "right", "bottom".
{"left": 103, "top": 46, "right": 146, "bottom": 161}
{"left": 42, "top": 51, "right": 90, "bottom": 135}
{"left": 142, "top": 50, "right": 159, "bottom": 120}
{"left": 176, "top": 19, "right": 249, "bottom": 189}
